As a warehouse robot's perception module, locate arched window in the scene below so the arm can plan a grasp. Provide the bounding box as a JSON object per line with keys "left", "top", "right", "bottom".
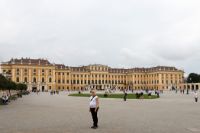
{"left": 42, "top": 78, "right": 45, "bottom": 83}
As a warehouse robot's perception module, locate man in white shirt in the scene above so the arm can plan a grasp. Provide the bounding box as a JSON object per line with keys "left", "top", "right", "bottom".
{"left": 194, "top": 91, "right": 198, "bottom": 103}
{"left": 89, "top": 89, "right": 99, "bottom": 129}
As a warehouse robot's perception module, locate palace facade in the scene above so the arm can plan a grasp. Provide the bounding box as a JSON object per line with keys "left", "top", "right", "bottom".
{"left": 0, "top": 58, "right": 184, "bottom": 91}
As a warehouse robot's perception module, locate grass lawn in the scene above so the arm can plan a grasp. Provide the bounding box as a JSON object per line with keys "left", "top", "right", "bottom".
{"left": 68, "top": 93, "right": 158, "bottom": 99}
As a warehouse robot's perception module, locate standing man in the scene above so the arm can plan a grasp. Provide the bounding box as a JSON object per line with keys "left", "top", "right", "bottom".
{"left": 123, "top": 89, "right": 128, "bottom": 101}
{"left": 194, "top": 91, "right": 198, "bottom": 103}
{"left": 187, "top": 88, "right": 189, "bottom": 95}
{"left": 89, "top": 89, "right": 99, "bottom": 129}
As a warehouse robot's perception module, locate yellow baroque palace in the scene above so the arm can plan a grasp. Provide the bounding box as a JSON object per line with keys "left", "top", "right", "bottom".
{"left": 0, "top": 58, "right": 184, "bottom": 91}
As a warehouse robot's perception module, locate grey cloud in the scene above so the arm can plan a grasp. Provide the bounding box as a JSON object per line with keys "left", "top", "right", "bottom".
{"left": 0, "top": 0, "right": 200, "bottom": 74}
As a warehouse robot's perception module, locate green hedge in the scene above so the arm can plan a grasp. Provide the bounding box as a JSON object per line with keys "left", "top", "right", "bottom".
{"left": 69, "top": 93, "right": 158, "bottom": 99}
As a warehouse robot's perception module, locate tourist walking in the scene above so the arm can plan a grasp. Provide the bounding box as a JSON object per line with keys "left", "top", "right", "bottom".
{"left": 156, "top": 90, "right": 160, "bottom": 98}
{"left": 89, "top": 89, "right": 99, "bottom": 129}
{"left": 194, "top": 91, "right": 198, "bottom": 102}
{"left": 175, "top": 89, "right": 178, "bottom": 93}
{"left": 148, "top": 90, "right": 152, "bottom": 98}
{"left": 123, "top": 89, "right": 128, "bottom": 101}
{"left": 187, "top": 89, "right": 189, "bottom": 95}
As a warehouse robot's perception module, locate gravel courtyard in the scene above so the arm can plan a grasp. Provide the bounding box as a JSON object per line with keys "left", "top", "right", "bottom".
{"left": 0, "top": 91, "right": 200, "bottom": 133}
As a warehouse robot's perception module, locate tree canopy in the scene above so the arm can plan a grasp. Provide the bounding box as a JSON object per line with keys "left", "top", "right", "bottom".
{"left": 0, "top": 74, "right": 27, "bottom": 91}
{"left": 16, "top": 83, "right": 27, "bottom": 91}
{"left": 187, "top": 73, "right": 200, "bottom": 83}
{"left": 0, "top": 74, "right": 9, "bottom": 90}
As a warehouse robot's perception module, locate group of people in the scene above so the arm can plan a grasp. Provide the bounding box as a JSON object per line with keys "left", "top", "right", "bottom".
{"left": 89, "top": 89, "right": 161, "bottom": 130}
{"left": 88, "top": 89, "right": 199, "bottom": 130}
{"left": 50, "top": 90, "right": 59, "bottom": 95}
{"left": 173, "top": 89, "right": 199, "bottom": 103}
{"left": 123, "top": 89, "right": 160, "bottom": 101}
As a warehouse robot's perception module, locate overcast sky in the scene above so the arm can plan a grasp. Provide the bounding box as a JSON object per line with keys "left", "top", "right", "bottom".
{"left": 0, "top": 0, "right": 200, "bottom": 74}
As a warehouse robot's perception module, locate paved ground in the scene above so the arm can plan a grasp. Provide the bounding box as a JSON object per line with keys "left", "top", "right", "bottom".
{"left": 0, "top": 91, "right": 200, "bottom": 133}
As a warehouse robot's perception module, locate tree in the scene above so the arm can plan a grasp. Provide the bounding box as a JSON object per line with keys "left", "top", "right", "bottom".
{"left": 0, "top": 74, "right": 18, "bottom": 95}
{"left": 16, "top": 83, "right": 27, "bottom": 92}
{"left": 187, "top": 73, "right": 200, "bottom": 83}
{"left": 0, "top": 74, "right": 28, "bottom": 91}
{"left": 0, "top": 74, "right": 8, "bottom": 90}
{"left": 6, "top": 80, "right": 17, "bottom": 96}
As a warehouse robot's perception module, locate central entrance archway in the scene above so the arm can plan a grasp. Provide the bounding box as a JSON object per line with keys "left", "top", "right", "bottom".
{"left": 32, "top": 87, "right": 37, "bottom": 92}
{"left": 42, "top": 86, "right": 45, "bottom": 92}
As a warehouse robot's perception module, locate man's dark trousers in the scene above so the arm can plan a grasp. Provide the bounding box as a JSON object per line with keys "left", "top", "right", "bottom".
{"left": 90, "top": 108, "right": 98, "bottom": 127}
{"left": 195, "top": 98, "right": 198, "bottom": 102}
